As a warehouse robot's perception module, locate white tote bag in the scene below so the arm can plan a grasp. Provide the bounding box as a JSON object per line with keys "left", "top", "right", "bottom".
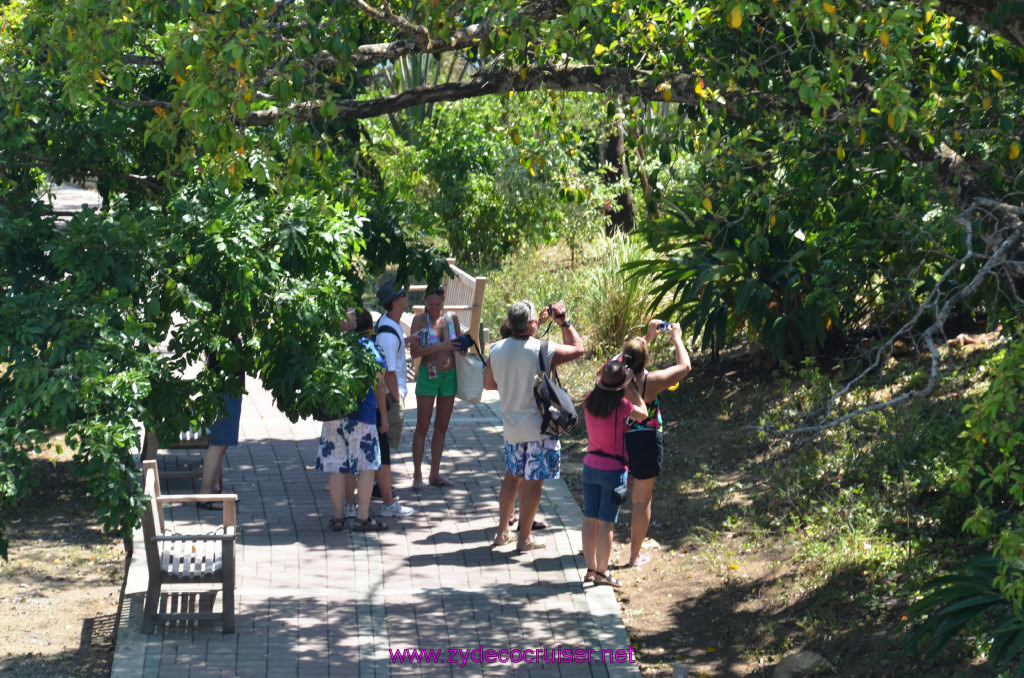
{"left": 455, "top": 343, "right": 486, "bottom": 403}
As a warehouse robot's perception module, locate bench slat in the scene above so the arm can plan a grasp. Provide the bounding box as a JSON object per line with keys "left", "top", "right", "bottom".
{"left": 161, "top": 539, "right": 224, "bottom": 583}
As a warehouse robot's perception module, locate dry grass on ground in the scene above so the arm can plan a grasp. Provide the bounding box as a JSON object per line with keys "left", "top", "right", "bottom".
{"left": 0, "top": 445, "right": 126, "bottom": 678}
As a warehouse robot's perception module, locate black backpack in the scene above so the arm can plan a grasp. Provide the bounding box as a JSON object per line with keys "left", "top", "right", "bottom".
{"left": 374, "top": 320, "right": 401, "bottom": 346}
{"left": 533, "top": 340, "right": 578, "bottom": 436}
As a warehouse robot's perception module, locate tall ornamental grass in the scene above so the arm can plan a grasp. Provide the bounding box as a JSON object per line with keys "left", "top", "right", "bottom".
{"left": 482, "top": 234, "right": 664, "bottom": 354}
{"left": 580, "top": 234, "right": 662, "bottom": 352}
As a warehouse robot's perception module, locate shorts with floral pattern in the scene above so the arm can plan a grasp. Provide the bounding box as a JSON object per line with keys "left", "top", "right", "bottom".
{"left": 504, "top": 436, "right": 561, "bottom": 481}
{"left": 316, "top": 418, "right": 382, "bottom": 474}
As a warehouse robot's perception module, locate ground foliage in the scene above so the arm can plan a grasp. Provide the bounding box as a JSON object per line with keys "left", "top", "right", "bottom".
{"left": 0, "top": 443, "right": 124, "bottom": 677}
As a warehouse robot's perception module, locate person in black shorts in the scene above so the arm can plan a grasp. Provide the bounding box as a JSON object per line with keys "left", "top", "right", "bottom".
{"left": 618, "top": 320, "right": 691, "bottom": 567}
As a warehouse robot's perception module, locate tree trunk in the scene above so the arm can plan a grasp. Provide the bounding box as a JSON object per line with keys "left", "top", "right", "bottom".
{"left": 602, "top": 121, "right": 635, "bottom": 236}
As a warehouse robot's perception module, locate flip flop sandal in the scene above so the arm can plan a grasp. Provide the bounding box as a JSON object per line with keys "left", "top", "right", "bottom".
{"left": 628, "top": 552, "right": 651, "bottom": 567}
{"left": 412, "top": 479, "right": 427, "bottom": 491}
{"left": 353, "top": 517, "right": 388, "bottom": 532}
{"left": 328, "top": 517, "right": 346, "bottom": 531}
{"left": 594, "top": 572, "right": 623, "bottom": 588}
{"left": 428, "top": 477, "right": 454, "bottom": 487}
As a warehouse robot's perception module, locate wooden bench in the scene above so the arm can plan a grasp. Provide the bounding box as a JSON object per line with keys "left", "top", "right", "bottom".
{"left": 140, "top": 459, "right": 237, "bottom": 633}
{"left": 140, "top": 429, "right": 210, "bottom": 480}
{"left": 409, "top": 258, "right": 488, "bottom": 346}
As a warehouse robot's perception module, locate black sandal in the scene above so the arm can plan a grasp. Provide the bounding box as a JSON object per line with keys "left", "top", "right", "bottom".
{"left": 584, "top": 568, "right": 597, "bottom": 583}
{"left": 510, "top": 516, "right": 547, "bottom": 530}
{"left": 594, "top": 571, "right": 623, "bottom": 588}
{"left": 329, "top": 517, "right": 346, "bottom": 531}
{"left": 353, "top": 517, "right": 388, "bottom": 532}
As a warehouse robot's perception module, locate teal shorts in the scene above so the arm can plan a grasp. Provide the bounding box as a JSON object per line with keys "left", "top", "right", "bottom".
{"left": 416, "top": 364, "right": 457, "bottom": 397}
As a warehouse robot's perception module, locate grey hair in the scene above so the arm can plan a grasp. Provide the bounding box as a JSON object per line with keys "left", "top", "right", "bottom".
{"left": 506, "top": 300, "right": 536, "bottom": 336}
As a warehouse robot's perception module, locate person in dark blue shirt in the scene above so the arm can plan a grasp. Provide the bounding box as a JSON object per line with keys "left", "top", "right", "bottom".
{"left": 315, "top": 309, "right": 390, "bottom": 532}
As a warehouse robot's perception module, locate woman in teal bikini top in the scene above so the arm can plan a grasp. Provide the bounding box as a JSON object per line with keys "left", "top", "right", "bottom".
{"left": 408, "top": 288, "right": 463, "bottom": 489}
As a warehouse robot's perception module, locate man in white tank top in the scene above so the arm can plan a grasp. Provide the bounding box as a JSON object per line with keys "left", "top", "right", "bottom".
{"left": 484, "top": 300, "right": 584, "bottom": 552}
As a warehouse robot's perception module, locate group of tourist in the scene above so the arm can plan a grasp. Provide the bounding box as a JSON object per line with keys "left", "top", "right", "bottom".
{"left": 204, "top": 280, "right": 692, "bottom": 583}
{"left": 314, "top": 279, "right": 472, "bottom": 532}
{"left": 485, "top": 302, "right": 691, "bottom": 586}
{"left": 579, "top": 320, "right": 691, "bottom": 586}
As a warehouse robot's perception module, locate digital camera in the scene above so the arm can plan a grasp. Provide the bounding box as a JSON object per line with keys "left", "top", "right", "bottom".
{"left": 610, "top": 483, "right": 628, "bottom": 506}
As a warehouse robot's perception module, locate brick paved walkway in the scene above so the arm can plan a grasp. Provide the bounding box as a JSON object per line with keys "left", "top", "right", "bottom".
{"left": 112, "top": 377, "right": 639, "bottom": 677}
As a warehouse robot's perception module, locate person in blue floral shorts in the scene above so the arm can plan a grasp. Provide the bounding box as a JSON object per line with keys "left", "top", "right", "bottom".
{"left": 316, "top": 309, "right": 389, "bottom": 532}
{"left": 484, "top": 300, "right": 584, "bottom": 552}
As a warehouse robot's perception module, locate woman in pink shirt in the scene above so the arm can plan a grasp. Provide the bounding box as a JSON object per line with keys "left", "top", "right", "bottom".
{"left": 581, "top": 360, "right": 647, "bottom": 587}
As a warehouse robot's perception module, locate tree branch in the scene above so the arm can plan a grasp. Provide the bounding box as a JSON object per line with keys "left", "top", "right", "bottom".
{"left": 350, "top": 21, "right": 494, "bottom": 65}
{"left": 121, "top": 55, "right": 164, "bottom": 67}
{"left": 347, "top": 0, "right": 430, "bottom": 44}
{"left": 243, "top": 65, "right": 700, "bottom": 125}
{"left": 757, "top": 197, "right": 1024, "bottom": 440}
{"left": 103, "top": 97, "right": 172, "bottom": 109}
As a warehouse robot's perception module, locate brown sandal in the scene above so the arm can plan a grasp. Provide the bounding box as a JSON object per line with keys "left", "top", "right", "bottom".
{"left": 353, "top": 517, "right": 388, "bottom": 532}
{"left": 594, "top": 571, "right": 623, "bottom": 588}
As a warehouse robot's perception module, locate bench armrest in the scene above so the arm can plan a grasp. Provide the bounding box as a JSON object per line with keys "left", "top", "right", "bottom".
{"left": 156, "top": 494, "right": 237, "bottom": 526}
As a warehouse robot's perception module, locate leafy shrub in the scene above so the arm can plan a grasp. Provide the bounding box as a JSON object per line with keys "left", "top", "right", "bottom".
{"left": 628, "top": 202, "right": 843, "bottom": 363}
{"left": 483, "top": 236, "right": 674, "bottom": 354}
{"left": 366, "top": 97, "right": 608, "bottom": 270}
{"left": 905, "top": 553, "right": 1024, "bottom": 676}
{"left": 481, "top": 242, "right": 592, "bottom": 339}
{"left": 957, "top": 330, "right": 1024, "bottom": 612}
